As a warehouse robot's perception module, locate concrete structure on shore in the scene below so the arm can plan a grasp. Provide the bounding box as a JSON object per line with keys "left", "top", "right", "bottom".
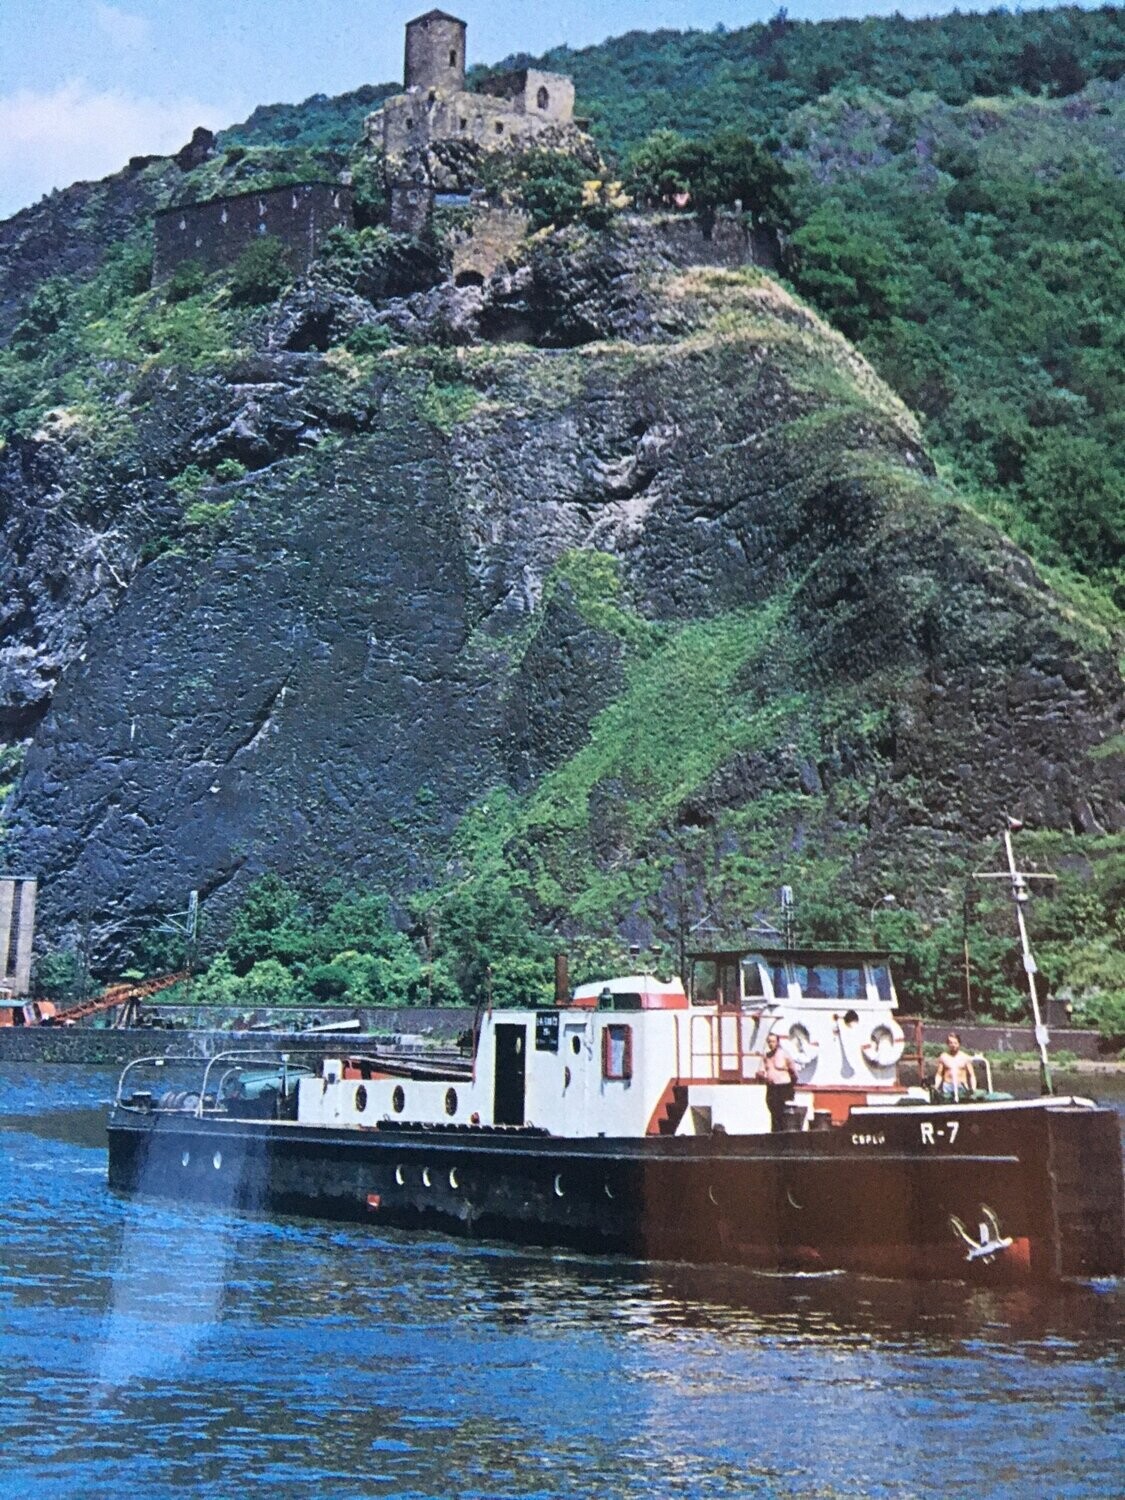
{"left": 0, "top": 877, "right": 36, "bottom": 997}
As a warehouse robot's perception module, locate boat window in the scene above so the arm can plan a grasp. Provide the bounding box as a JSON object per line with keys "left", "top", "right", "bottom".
{"left": 789, "top": 964, "right": 810, "bottom": 995}
{"left": 606, "top": 991, "right": 643, "bottom": 1011}
{"left": 870, "top": 965, "right": 893, "bottom": 1001}
{"left": 741, "top": 956, "right": 766, "bottom": 999}
{"left": 839, "top": 966, "right": 865, "bottom": 999}
{"left": 770, "top": 962, "right": 788, "bottom": 997}
{"left": 602, "top": 1024, "right": 632, "bottom": 1080}
{"left": 805, "top": 965, "right": 835, "bottom": 998}
{"left": 692, "top": 959, "right": 719, "bottom": 1005}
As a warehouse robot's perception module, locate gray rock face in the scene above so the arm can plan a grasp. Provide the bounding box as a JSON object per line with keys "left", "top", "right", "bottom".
{"left": 1, "top": 226, "right": 1122, "bottom": 954}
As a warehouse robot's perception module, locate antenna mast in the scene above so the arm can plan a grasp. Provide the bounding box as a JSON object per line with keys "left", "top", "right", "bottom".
{"left": 973, "top": 822, "right": 1056, "bottom": 1096}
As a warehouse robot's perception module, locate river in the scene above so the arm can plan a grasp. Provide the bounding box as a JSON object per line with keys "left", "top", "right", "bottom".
{"left": 0, "top": 1065, "right": 1121, "bottom": 1499}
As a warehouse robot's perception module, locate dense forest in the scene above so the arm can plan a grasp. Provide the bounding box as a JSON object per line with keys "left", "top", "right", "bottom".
{"left": 4, "top": 6, "right": 1124, "bottom": 1032}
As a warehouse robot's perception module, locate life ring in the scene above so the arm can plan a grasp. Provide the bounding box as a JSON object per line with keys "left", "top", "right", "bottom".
{"left": 862, "top": 1019, "right": 906, "bottom": 1068}
{"left": 785, "top": 1022, "right": 819, "bottom": 1069}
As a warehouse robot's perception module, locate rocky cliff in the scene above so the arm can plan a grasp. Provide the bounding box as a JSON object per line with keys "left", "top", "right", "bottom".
{"left": 1, "top": 215, "right": 1122, "bottom": 959}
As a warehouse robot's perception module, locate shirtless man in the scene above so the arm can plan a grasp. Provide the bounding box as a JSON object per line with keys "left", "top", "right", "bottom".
{"left": 934, "top": 1032, "right": 977, "bottom": 1098}
{"left": 760, "top": 1032, "right": 800, "bottom": 1131}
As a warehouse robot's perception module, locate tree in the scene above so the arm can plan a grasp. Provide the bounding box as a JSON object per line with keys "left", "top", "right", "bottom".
{"left": 625, "top": 130, "right": 792, "bottom": 226}
{"left": 788, "top": 205, "right": 903, "bottom": 340}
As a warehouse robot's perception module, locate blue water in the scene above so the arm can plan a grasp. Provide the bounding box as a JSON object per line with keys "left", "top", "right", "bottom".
{"left": 0, "top": 1065, "right": 1121, "bottom": 1499}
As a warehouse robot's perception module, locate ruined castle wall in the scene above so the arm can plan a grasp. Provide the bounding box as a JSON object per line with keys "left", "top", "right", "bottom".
{"left": 478, "top": 69, "right": 575, "bottom": 123}
{"left": 625, "top": 211, "right": 783, "bottom": 274}
{"left": 451, "top": 203, "right": 531, "bottom": 284}
{"left": 382, "top": 88, "right": 571, "bottom": 168}
{"left": 152, "top": 183, "right": 354, "bottom": 282}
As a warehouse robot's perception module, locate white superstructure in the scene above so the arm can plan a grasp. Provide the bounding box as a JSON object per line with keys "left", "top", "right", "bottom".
{"left": 297, "top": 948, "right": 915, "bottom": 1138}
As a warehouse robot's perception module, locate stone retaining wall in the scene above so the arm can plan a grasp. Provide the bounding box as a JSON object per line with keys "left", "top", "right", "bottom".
{"left": 0, "top": 1007, "right": 470, "bottom": 1066}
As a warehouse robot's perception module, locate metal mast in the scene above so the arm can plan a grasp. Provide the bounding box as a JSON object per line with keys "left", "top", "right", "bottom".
{"left": 973, "top": 822, "right": 1056, "bottom": 1096}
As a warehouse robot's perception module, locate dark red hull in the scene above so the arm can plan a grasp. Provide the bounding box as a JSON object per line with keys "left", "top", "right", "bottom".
{"left": 107, "top": 1100, "right": 1123, "bottom": 1284}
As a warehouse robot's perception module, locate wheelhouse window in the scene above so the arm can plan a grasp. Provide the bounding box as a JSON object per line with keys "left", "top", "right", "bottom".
{"left": 787, "top": 963, "right": 868, "bottom": 1000}
{"left": 602, "top": 1024, "right": 632, "bottom": 1080}
{"left": 690, "top": 959, "right": 739, "bottom": 1005}
{"left": 870, "top": 964, "right": 893, "bottom": 1002}
{"left": 741, "top": 955, "right": 767, "bottom": 999}
{"left": 691, "top": 959, "right": 719, "bottom": 1004}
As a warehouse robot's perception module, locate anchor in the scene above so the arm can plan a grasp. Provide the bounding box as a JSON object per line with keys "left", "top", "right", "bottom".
{"left": 949, "top": 1204, "right": 1014, "bottom": 1263}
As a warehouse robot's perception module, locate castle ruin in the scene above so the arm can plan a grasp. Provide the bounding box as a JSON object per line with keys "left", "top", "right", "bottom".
{"left": 371, "top": 10, "right": 582, "bottom": 234}
{"left": 152, "top": 182, "right": 354, "bottom": 283}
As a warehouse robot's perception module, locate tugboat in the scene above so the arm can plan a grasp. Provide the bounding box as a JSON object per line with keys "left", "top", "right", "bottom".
{"left": 108, "top": 939, "right": 1123, "bottom": 1283}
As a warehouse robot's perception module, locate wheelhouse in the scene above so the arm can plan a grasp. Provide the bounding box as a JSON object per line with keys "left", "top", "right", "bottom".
{"left": 688, "top": 947, "right": 898, "bottom": 1009}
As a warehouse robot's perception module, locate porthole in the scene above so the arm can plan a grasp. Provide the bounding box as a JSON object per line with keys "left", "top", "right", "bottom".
{"left": 449, "top": 1168, "right": 460, "bottom": 1189}
{"left": 445, "top": 1087, "right": 458, "bottom": 1117}
{"left": 181, "top": 1150, "right": 190, "bottom": 1168}
{"left": 212, "top": 1151, "right": 222, "bottom": 1171}
{"left": 355, "top": 1084, "right": 368, "bottom": 1113}
{"left": 395, "top": 1165, "right": 405, "bottom": 1186}
{"left": 392, "top": 1085, "right": 405, "bottom": 1114}
{"left": 554, "top": 1174, "right": 565, "bottom": 1198}
{"left": 571, "top": 1034, "right": 581, "bottom": 1055}
{"left": 422, "top": 1167, "right": 432, "bottom": 1187}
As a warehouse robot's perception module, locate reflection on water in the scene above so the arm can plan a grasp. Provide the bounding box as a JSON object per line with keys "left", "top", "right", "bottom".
{"left": 0, "top": 1066, "right": 1121, "bottom": 1499}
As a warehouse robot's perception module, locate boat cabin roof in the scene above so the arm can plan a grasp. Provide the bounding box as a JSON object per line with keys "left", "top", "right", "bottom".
{"left": 687, "top": 946, "right": 896, "bottom": 965}
{"left": 570, "top": 974, "right": 687, "bottom": 1011}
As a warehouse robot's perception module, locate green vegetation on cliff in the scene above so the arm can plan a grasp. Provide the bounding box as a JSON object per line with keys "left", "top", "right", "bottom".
{"left": 4, "top": 7, "right": 1123, "bottom": 1035}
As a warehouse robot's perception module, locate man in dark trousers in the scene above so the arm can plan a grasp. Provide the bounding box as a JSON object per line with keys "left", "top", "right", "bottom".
{"left": 760, "top": 1031, "right": 800, "bottom": 1131}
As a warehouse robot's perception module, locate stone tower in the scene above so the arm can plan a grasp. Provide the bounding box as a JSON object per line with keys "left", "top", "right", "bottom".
{"left": 404, "top": 9, "right": 466, "bottom": 92}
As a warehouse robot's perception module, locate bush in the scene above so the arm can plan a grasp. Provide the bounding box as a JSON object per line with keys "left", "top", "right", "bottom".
{"left": 166, "top": 259, "right": 206, "bottom": 303}
{"left": 34, "top": 949, "right": 84, "bottom": 1004}
{"left": 344, "top": 323, "right": 393, "bottom": 356}
{"left": 479, "top": 149, "right": 626, "bottom": 233}
{"left": 228, "top": 236, "right": 294, "bottom": 305}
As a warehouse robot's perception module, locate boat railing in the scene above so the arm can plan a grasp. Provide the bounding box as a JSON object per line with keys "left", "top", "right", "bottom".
{"left": 114, "top": 1048, "right": 327, "bottom": 1115}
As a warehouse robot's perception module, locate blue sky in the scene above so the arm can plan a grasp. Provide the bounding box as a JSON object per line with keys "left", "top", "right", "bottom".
{"left": 0, "top": 1, "right": 1101, "bottom": 218}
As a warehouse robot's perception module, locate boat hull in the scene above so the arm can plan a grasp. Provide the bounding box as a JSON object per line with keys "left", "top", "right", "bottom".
{"left": 107, "top": 1102, "right": 1123, "bottom": 1284}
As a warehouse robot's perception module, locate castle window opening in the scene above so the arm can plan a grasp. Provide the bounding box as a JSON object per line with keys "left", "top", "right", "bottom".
{"left": 429, "top": 89, "right": 436, "bottom": 102}
{"left": 460, "top": 117, "right": 467, "bottom": 131}
{"left": 495, "top": 121, "right": 504, "bottom": 134}
{"left": 537, "top": 86, "right": 549, "bottom": 110}
{"left": 406, "top": 116, "right": 414, "bottom": 129}
{"left": 449, "top": 49, "right": 457, "bottom": 66}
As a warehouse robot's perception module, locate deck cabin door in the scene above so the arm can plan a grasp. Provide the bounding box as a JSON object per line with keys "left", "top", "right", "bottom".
{"left": 493, "top": 1024, "right": 527, "bottom": 1126}
{"left": 716, "top": 960, "right": 742, "bottom": 1080}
